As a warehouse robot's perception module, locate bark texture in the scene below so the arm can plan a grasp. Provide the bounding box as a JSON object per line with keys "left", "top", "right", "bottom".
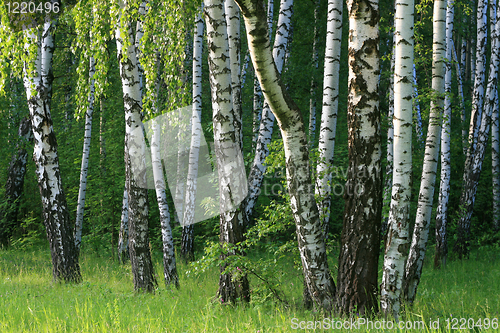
{"left": 205, "top": 0, "right": 250, "bottom": 304}
{"left": 403, "top": 0, "right": 446, "bottom": 303}
{"left": 380, "top": 0, "right": 414, "bottom": 318}
{"left": 116, "top": 4, "right": 157, "bottom": 292}
{"left": 235, "top": 0, "right": 336, "bottom": 312}
{"left": 336, "top": 0, "right": 382, "bottom": 316}
{"left": 23, "top": 22, "right": 81, "bottom": 283}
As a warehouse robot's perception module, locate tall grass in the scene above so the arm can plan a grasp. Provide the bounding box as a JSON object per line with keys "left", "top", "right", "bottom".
{"left": 0, "top": 245, "right": 499, "bottom": 332}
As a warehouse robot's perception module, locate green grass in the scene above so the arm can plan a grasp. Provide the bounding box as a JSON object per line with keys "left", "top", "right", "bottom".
{"left": 0, "top": 246, "right": 499, "bottom": 332}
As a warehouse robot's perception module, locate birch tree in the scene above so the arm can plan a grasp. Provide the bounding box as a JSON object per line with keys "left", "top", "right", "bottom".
{"left": 308, "top": 0, "right": 320, "bottom": 150}
{"left": 23, "top": 22, "right": 81, "bottom": 283}
{"left": 335, "top": 0, "right": 382, "bottom": 316}
{"left": 116, "top": 1, "right": 157, "bottom": 292}
{"left": 454, "top": 0, "right": 500, "bottom": 258}
{"left": 235, "top": 0, "right": 336, "bottom": 312}
{"left": 118, "top": 184, "right": 130, "bottom": 263}
{"left": 74, "top": 56, "right": 96, "bottom": 253}
{"left": 434, "top": 0, "right": 454, "bottom": 269}
{"left": 380, "top": 0, "right": 414, "bottom": 318}
{"left": 244, "top": 0, "right": 293, "bottom": 223}
{"left": 315, "top": 0, "right": 343, "bottom": 238}
{"left": 205, "top": 0, "right": 250, "bottom": 303}
{"left": 181, "top": 6, "right": 204, "bottom": 262}
{"left": 403, "top": 0, "right": 446, "bottom": 303}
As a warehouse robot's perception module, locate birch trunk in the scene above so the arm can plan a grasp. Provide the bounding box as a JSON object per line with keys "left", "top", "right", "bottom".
{"left": 244, "top": 0, "right": 293, "bottom": 223}
{"left": 464, "top": 0, "right": 488, "bottom": 169}
{"left": 454, "top": 1, "right": 500, "bottom": 258}
{"left": 23, "top": 22, "right": 81, "bottom": 283}
{"left": 181, "top": 7, "right": 204, "bottom": 262}
{"left": 116, "top": 5, "right": 157, "bottom": 292}
{"left": 74, "top": 56, "right": 96, "bottom": 253}
{"left": 434, "top": 0, "right": 454, "bottom": 269}
{"left": 118, "top": 184, "right": 129, "bottom": 263}
{"left": 308, "top": 0, "right": 319, "bottom": 150}
{"left": 403, "top": 0, "right": 446, "bottom": 303}
{"left": 493, "top": 87, "right": 500, "bottom": 231}
{"left": 451, "top": 41, "right": 468, "bottom": 156}
{"left": 380, "top": 0, "right": 414, "bottom": 318}
{"left": 413, "top": 65, "right": 424, "bottom": 145}
{"left": 315, "top": 0, "right": 343, "bottom": 238}
{"left": 0, "top": 117, "right": 32, "bottom": 248}
{"left": 235, "top": 0, "right": 336, "bottom": 312}
{"left": 205, "top": 0, "right": 250, "bottom": 303}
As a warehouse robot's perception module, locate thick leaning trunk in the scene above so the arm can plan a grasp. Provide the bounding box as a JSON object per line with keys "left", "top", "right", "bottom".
{"left": 380, "top": 0, "right": 414, "bottom": 318}
{"left": 434, "top": 0, "right": 455, "bottom": 269}
{"left": 116, "top": 6, "right": 157, "bottom": 292}
{"left": 74, "top": 56, "right": 96, "bottom": 253}
{"left": 315, "top": 0, "right": 343, "bottom": 239}
{"left": 0, "top": 117, "right": 32, "bottom": 248}
{"left": 23, "top": 22, "right": 81, "bottom": 283}
{"left": 403, "top": 0, "right": 446, "bottom": 304}
{"left": 454, "top": 2, "right": 500, "bottom": 258}
{"left": 336, "top": 0, "right": 382, "bottom": 316}
{"left": 205, "top": 0, "right": 250, "bottom": 304}
{"left": 243, "top": 0, "right": 293, "bottom": 223}
{"left": 235, "top": 0, "right": 336, "bottom": 312}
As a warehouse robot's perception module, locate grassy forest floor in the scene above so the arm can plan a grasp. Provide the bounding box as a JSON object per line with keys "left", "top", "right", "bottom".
{"left": 0, "top": 244, "right": 499, "bottom": 332}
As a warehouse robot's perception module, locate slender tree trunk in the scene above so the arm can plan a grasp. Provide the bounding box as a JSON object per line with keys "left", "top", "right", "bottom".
{"left": 382, "top": 32, "right": 395, "bottom": 237}
{"left": 0, "top": 117, "right": 32, "bottom": 248}
{"left": 493, "top": 87, "right": 500, "bottom": 231}
{"left": 451, "top": 41, "right": 468, "bottom": 156}
{"left": 235, "top": 0, "right": 336, "bottom": 312}
{"left": 454, "top": 1, "right": 500, "bottom": 258}
{"left": 315, "top": 0, "right": 343, "bottom": 239}
{"left": 403, "top": 0, "right": 446, "bottom": 303}
{"left": 181, "top": 6, "right": 205, "bottom": 262}
{"left": 205, "top": 0, "right": 250, "bottom": 304}
{"left": 23, "top": 22, "right": 81, "bottom": 283}
{"left": 243, "top": 0, "right": 293, "bottom": 223}
{"left": 413, "top": 65, "right": 424, "bottom": 145}
{"left": 434, "top": 0, "right": 455, "bottom": 269}
{"left": 380, "top": 0, "right": 414, "bottom": 318}
{"left": 74, "top": 56, "right": 96, "bottom": 253}
{"left": 308, "top": 0, "right": 320, "bottom": 150}
{"left": 116, "top": 3, "right": 157, "bottom": 292}
{"left": 118, "top": 184, "right": 130, "bottom": 263}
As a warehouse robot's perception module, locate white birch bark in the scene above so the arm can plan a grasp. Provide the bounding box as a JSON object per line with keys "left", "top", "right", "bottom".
{"left": 336, "top": 0, "right": 382, "bottom": 315}
{"left": 382, "top": 32, "right": 396, "bottom": 236}
{"left": 403, "top": 0, "right": 446, "bottom": 303}
{"left": 182, "top": 7, "right": 204, "bottom": 261}
{"left": 116, "top": 2, "right": 156, "bottom": 291}
{"left": 244, "top": 0, "right": 293, "bottom": 222}
{"left": 454, "top": 1, "right": 500, "bottom": 257}
{"left": 235, "top": 0, "right": 336, "bottom": 312}
{"left": 315, "top": 0, "right": 343, "bottom": 238}
{"left": 380, "top": 0, "right": 414, "bottom": 318}
{"left": 434, "top": 0, "right": 454, "bottom": 269}
{"left": 465, "top": 0, "right": 488, "bottom": 167}
{"left": 205, "top": 0, "right": 250, "bottom": 303}
{"left": 225, "top": 0, "right": 243, "bottom": 148}
{"left": 74, "top": 56, "right": 96, "bottom": 253}
{"left": 118, "top": 184, "right": 129, "bottom": 263}
{"left": 23, "top": 21, "right": 81, "bottom": 282}
{"left": 413, "top": 65, "right": 423, "bottom": 145}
